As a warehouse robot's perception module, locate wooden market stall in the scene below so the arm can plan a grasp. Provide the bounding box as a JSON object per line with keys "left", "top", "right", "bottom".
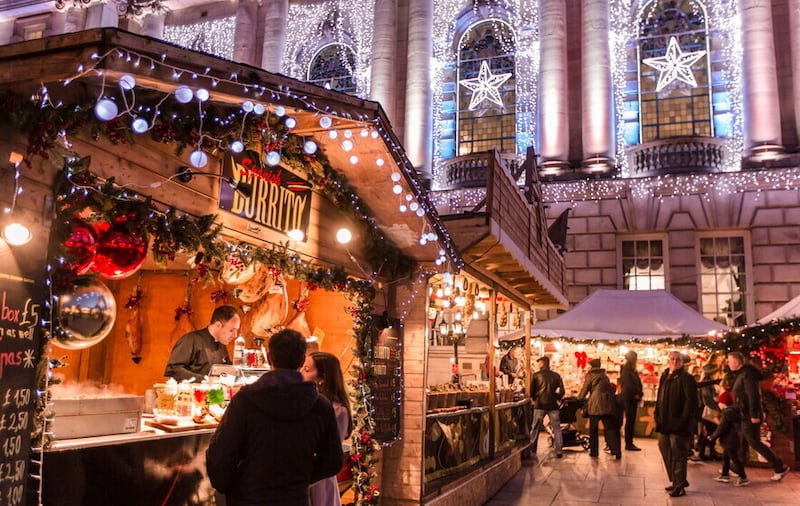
{"left": 0, "top": 28, "right": 462, "bottom": 505}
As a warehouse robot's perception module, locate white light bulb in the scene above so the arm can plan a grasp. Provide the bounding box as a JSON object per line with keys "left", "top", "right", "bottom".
{"left": 349, "top": 155, "right": 359, "bottom": 164}
{"left": 392, "top": 184, "right": 402, "bottom": 194}
{"left": 336, "top": 228, "right": 352, "bottom": 244}
{"left": 275, "top": 106, "right": 285, "bottom": 117}
{"left": 189, "top": 150, "right": 208, "bottom": 168}
{"left": 329, "top": 130, "right": 338, "bottom": 139}
{"left": 303, "top": 140, "right": 318, "bottom": 154}
{"left": 94, "top": 98, "right": 118, "bottom": 121}
{"left": 405, "top": 194, "right": 413, "bottom": 202}
{"left": 266, "top": 151, "right": 281, "bottom": 166}
{"left": 284, "top": 117, "right": 296, "bottom": 129}
{"left": 377, "top": 158, "right": 385, "bottom": 167}
{"left": 131, "top": 117, "right": 149, "bottom": 133}
{"left": 118, "top": 74, "right": 136, "bottom": 90}
{"left": 195, "top": 88, "right": 210, "bottom": 102}
{"left": 175, "top": 86, "right": 193, "bottom": 104}
{"left": 399, "top": 204, "right": 407, "bottom": 212}
{"left": 341, "top": 140, "right": 353, "bottom": 152}
{"left": 230, "top": 140, "right": 245, "bottom": 153}
{"left": 390, "top": 172, "right": 401, "bottom": 182}
{"left": 360, "top": 129, "right": 369, "bottom": 137}
{"left": 3, "top": 223, "right": 31, "bottom": 246}
{"left": 319, "top": 116, "right": 332, "bottom": 128}
{"left": 242, "top": 101, "right": 254, "bottom": 112}
{"left": 410, "top": 202, "right": 419, "bottom": 211}
{"left": 371, "top": 131, "right": 379, "bottom": 139}
{"left": 344, "top": 130, "right": 353, "bottom": 138}
{"left": 253, "top": 103, "right": 265, "bottom": 115}
{"left": 287, "top": 229, "right": 305, "bottom": 242}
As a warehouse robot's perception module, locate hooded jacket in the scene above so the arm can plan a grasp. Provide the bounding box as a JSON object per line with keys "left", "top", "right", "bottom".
{"left": 709, "top": 405, "right": 743, "bottom": 453}
{"left": 206, "top": 369, "right": 343, "bottom": 505}
{"left": 731, "top": 363, "right": 764, "bottom": 421}
{"left": 578, "top": 368, "right": 618, "bottom": 416}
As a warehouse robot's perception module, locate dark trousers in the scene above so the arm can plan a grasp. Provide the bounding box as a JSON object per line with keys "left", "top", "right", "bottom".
{"left": 621, "top": 397, "right": 638, "bottom": 447}
{"left": 720, "top": 444, "right": 747, "bottom": 479}
{"left": 589, "top": 415, "right": 621, "bottom": 457}
{"left": 741, "top": 420, "right": 784, "bottom": 472}
{"left": 696, "top": 420, "right": 719, "bottom": 459}
{"left": 658, "top": 433, "right": 692, "bottom": 487}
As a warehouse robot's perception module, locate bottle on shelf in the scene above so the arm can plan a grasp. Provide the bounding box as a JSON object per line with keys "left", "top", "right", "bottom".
{"left": 233, "top": 335, "right": 246, "bottom": 366}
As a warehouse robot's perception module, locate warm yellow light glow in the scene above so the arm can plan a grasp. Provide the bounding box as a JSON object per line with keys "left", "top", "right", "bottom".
{"left": 3, "top": 222, "right": 32, "bottom": 246}
{"left": 336, "top": 228, "right": 352, "bottom": 244}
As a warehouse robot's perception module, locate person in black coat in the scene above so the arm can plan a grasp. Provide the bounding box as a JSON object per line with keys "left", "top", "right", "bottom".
{"left": 707, "top": 390, "right": 748, "bottom": 486}
{"left": 655, "top": 351, "right": 698, "bottom": 497}
{"left": 578, "top": 358, "right": 621, "bottom": 459}
{"left": 206, "top": 329, "right": 343, "bottom": 505}
{"left": 618, "top": 351, "right": 643, "bottom": 451}
{"left": 499, "top": 347, "right": 523, "bottom": 386}
{"left": 528, "top": 356, "right": 566, "bottom": 458}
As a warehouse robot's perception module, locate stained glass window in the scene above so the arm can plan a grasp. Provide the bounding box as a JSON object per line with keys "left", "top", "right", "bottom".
{"left": 307, "top": 43, "right": 356, "bottom": 94}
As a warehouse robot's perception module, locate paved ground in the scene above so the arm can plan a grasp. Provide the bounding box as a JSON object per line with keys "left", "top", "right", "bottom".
{"left": 484, "top": 437, "right": 799, "bottom": 505}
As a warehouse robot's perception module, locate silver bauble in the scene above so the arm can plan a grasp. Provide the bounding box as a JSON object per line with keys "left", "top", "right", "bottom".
{"left": 53, "top": 280, "right": 117, "bottom": 350}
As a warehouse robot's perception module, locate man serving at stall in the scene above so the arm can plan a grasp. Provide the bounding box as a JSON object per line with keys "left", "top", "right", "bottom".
{"left": 164, "top": 305, "right": 241, "bottom": 382}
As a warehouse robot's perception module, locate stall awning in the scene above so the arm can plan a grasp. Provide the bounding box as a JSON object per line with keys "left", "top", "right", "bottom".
{"left": 533, "top": 289, "right": 728, "bottom": 340}
{"left": 758, "top": 294, "right": 800, "bottom": 323}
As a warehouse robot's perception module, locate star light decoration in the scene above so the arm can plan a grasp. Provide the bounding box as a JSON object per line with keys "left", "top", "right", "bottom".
{"left": 642, "top": 36, "right": 707, "bottom": 92}
{"left": 459, "top": 60, "right": 512, "bottom": 110}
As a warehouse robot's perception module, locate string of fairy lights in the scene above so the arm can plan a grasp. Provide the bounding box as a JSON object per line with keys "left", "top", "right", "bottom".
{"left": 162, "top": 16, "right": 236, "bottom": 61}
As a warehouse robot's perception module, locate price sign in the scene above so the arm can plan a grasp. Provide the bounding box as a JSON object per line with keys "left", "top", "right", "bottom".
{"left": 369, "top": 318, "right": 402, "bottom": 443}
{"left": 0, "top": 239, "right": 47, "bottom": 505}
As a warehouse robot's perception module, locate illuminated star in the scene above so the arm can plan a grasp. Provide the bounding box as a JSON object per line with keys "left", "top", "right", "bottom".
{"left": 459, "top": 60, "right": 512, "bottom": 110}
{"left": 642, "top": 36, "right": 706, "bottom": 92}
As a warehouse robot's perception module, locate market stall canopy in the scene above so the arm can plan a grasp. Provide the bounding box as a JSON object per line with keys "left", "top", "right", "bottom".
{"left": 532, "top": 289, "right": 728, "bottom": 340}
{"left": 758, "top": 294, "right": 800, "bottom": 323}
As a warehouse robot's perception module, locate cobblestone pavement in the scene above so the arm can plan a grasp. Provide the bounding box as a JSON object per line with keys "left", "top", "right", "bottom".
{"left": 484, "top": 437, "right": 798, "bottom": 505}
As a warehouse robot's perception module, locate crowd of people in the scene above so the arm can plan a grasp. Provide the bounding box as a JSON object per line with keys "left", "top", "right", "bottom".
{"left": 525, "top": 348, "right": 792, "bottom": 498}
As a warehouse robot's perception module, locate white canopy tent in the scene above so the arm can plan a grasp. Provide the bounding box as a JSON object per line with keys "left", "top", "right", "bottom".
{"left": 533, "top": 289, "right": 728, "bottom": 340}
{"left": 758, "top": 294, "right": 800, "bottom": 323}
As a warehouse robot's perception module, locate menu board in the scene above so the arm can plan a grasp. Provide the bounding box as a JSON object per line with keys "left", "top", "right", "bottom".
{"left": 0, "top": 242, "right": 46, "bottom": 505}
{"left": 369, "top": 318, "right": 402, "bottom": 443}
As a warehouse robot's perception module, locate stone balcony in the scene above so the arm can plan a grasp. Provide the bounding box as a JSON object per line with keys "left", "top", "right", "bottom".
{"left": 626, "top": 136, "right": 727, "bottom": 177}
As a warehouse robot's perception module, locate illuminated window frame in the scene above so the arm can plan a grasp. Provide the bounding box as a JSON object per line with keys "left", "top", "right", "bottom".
{"left": 618, "top": 235, "right": 668, "bottom": 291}
{"left": 696, "top": 233, "right": 752, "bottom": 327}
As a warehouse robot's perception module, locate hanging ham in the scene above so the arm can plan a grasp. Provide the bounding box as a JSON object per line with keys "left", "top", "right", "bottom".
{"left": 170, "top": 275, "right": 195, "bottom": 346}
{"left": 246, "top": 275, "right": 289, "bottom": 337}
{"left": 285, "top": 287, "right": 311, "bottom": 337}
{"left": 124, "top": 282, "right": 143, "bottom": 363}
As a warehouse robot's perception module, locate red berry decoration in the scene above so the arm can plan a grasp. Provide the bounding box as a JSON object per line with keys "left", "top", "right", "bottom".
{"left": 92, "top": 226, "right": 148, "bottom": 280}
{"left": 64, "top": 223, "right": 97, "bottom": 275}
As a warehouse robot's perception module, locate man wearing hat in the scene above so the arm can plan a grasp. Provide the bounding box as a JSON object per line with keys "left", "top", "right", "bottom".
{"left": 619, "top": 351, "right": 643, "bottom": 451}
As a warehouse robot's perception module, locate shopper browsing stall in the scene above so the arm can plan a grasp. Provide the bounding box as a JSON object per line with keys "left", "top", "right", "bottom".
{"left": 578, "top": 358, "right": 621, "bottom": 459}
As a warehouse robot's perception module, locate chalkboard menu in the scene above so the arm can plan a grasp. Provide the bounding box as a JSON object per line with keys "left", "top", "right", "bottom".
{"left": 369, "top": 318, "right": 402, "bottom": 443}
{"left": 0, "top": 240, "right": 47, "bottom": 505}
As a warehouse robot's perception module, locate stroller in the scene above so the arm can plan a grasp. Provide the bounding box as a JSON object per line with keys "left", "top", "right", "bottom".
{"left": 547, "top": 396, "right": 590, "bottom": 450}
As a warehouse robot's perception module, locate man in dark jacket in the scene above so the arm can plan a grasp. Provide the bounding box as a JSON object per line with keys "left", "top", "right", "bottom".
{"left": 528, "top": 356, "right": 565, "bottom": 458}
{"left": 578, "top": 358, "right": 621, "bottom": 459}
{"left": 206, "top": 329, "right": 343, "bottom": 505}
{"left": 499, "top": 347, "right": 523, "bottom": 386}
{"left": 164, "top": 305, "right": 240, "bottom": 381}
{"left": 655, "top": 351, "right": 697, "bottom": 497}
{"left": 728, "top": 351, "right": 790, "bottom": 481}
{"left": 619, "top": 350, "right": 643, "bottom": 451}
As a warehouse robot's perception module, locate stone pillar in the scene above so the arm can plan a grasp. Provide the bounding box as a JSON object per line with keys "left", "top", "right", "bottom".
{"left": 582, "top": 0, "right": 612, "bottom": 167}
{"left": 85, "top": 2, "right": 119, "bottom": 29}
{"left": 740, "top": 0, "right": 783, "bottom": 153}
{"left": 141, "top": 13, "right": 165, "bottom": 39}
{"left": 234, "top": 0, "right": 259, "bottom": 66}
{"left": 405, "top": 0, "right": 433, "bottom": 185}
{"left": 0, "top": 21, "right": 13, "bottom": 45}
{"left": 64, "top": 6, "right": 88, "bottom": 33}
{"left": 261, "top": 0, "right": 288, "bottom": 73}
{"left": 789, "top": 0, "right": 800, "bottom": 143}
{"left": 539, "top": 0, "right": 569, "bottom": 168}
{"left": 371, "top": 0, "right": 398, "bottom": 123}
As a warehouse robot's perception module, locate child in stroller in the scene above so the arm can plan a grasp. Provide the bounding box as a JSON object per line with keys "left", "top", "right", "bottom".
{"left": 547, "top": 396, "right": 590, "bottom": 450}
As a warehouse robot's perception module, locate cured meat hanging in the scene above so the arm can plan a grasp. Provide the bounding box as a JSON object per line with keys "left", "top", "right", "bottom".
{"left": 285, "top": 286, "right": 311, "bottom": 337}
{"left": 124, "top": 274, "right": 144, "bottom": 363}
{"left": 245, "top": 274, "right": 289, "bottom": 337}
{"left": 170, "top": 273, "right": 195, "bottom": 346}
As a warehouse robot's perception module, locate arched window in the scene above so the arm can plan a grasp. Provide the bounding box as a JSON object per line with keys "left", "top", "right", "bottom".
{"left": 455, "top": 20, "right": 516, "bottom": 156}
{"left": 307, "top": 43, "right": 356, "bottom": 94}
{"left": 624, "top": 1, "right": 717, "bottom": 144}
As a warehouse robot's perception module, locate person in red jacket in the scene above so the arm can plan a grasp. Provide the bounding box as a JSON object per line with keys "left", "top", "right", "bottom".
{"left": 206, "top": 329, "right": 343, "bottom": 505}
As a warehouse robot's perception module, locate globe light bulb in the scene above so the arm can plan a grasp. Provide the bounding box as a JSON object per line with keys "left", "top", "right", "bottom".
{"left": 118, "top": 74, "right": 136, "bottom": 90}
{"left": 284, "top": 117, "right": 296, "bottom": 129}
{"left": 303, "top": 140, "right": 318, "bottom": 154}
{"left": 329, "top": 130, "right": 338, "bottom": 139}
{"left": 195, "top": 88, "right": 210, "bottom": 102}
{"left": 189, "top": 150, "right": 208, "bottom": 168}
{"left": 2, "top": 222, "right": 32, "bottom": 246}
{"left": 266, "top": 151, "right": 281, "bottom": 166}
{"left": 390, "top": 172, "right": 401, "bottom": 182}
{"left": 287, "top": 229, "right": 305, "bottom": 242}
{"left": 131, "top": 117, "right": 149, "bottom": 134}
{"left": 274, "top": 106, "right": 285, "bottom": 117}
{"left": 377, "top": 158, "right": 385, "bottom": 167}
{"left": 242, "top": 101, "right": 254, "bottom": 112}
{"left": 336, "top": 228, "right": 352, "bottom": 244}
{"left": 360, "top": 129, "right": 369, "bottom": 137}
{"left": 319, "top": 116, "right": 332, "bottom": 128}
{"left": 341, "top": 140, "right": 353, "bottom": 152}
{"left": 343, "top": 130, "right": 353, "bottom": 138}
{"left": 230, "top": 140, "right": 245, "bottom": 153}
{"left": 392, "top": 184, "right": 402, "bottom": 195}
{"left": 94, "top": 98, "right": 118, "bottom": 122}
{"left": 349, "top": 155, "right": 359, "bottom": 164}
{"left": 174, "top": 86, "right": 193, "bottom": 104}
{"left": 253, "top": 103, "right": 265, "bottom": 115}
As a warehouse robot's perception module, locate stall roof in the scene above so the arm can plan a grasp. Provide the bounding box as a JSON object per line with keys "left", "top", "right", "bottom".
{"left": 532, "top": 289, "right": 728, "bottom": 340}
{"left": 758, "top": 294, "right": 800, "bottom": 323}
{"left": 0, "top": 28, "right": 461, "bottom": 268}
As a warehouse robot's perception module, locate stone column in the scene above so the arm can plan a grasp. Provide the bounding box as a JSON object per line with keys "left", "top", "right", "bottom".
{"left": 261, "top": 0, "right": 288, "bottom": 73}
{"left": 405, "top": 0, "right": 433, "bottom": 185}
{"left": 740, "top": 0, "right": 783, "bottom": 153}
{"left": 582, "top": 0, "right": 612, "bottom": 167}
{"left": 234, "top": 0, "right": 259, "bottom": 66}
{"left": 788, "top": 0, "right": 800, "bottom": 142}
{"left": 141, "top": 13, "right": 165, "bottom": 39}
{"left": 538, "top": 0, "right": 569, "bottom": 168}
{"left": 371, "top": 0, "right": 398, "bottom": 123}
{"left": 64, "top": 6, "right": 88, "bottom": 33}
{"left": 85, "top": 2, "right": 119, "bottom": 29}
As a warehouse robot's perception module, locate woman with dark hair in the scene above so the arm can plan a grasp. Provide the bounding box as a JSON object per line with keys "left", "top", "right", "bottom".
{"left": 301, "top": 352, "right": 353, "bottom": 505}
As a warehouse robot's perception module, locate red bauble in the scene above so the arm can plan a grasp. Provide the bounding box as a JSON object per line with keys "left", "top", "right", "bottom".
{"left": 64, "top": 224, "right": 97, "bottom": 275}
{"left": 92, "top": 227, "right": 148, "bottom": 280}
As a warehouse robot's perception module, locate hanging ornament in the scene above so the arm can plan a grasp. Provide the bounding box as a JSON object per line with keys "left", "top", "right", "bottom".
{"left": 63, "top": 223, "right": 97, "bottom": 275}
{"left": 92, "top": 226, "right": 148, "bottom": 280}
{"left": 53, "top": 280, "right": 117, "bottom": 350}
